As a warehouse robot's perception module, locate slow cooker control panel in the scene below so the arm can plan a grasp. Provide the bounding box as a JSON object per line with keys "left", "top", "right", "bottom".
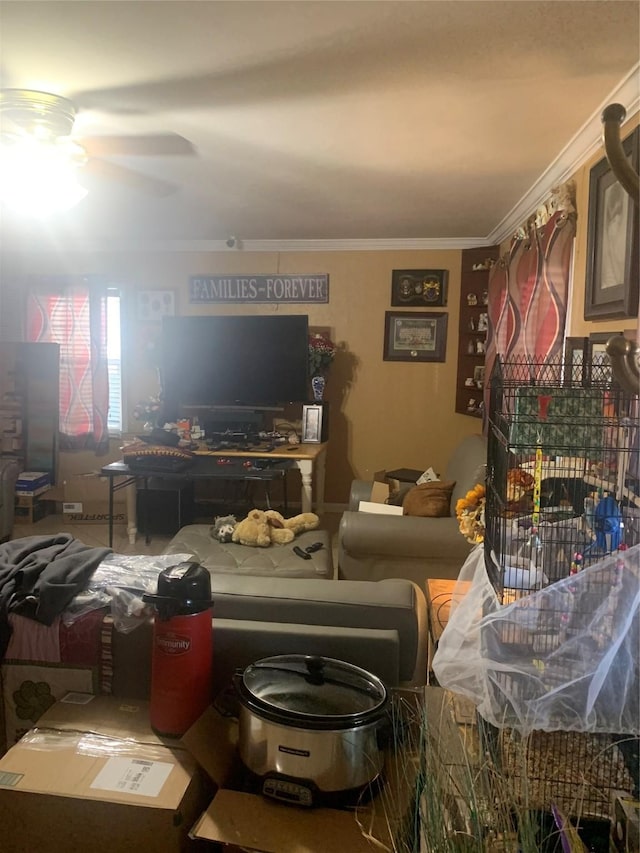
{"left": 262, "top": 775, "right": 314, "bottom": 807}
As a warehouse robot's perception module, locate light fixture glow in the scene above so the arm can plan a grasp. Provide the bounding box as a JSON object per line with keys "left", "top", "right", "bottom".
{"left": 0, "top": 136, "right": 88, "bottom": 216}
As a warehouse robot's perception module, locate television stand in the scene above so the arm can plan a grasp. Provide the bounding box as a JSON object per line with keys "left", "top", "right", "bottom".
{"left": 101, "top": 442, "right": 328, "bottom": 545}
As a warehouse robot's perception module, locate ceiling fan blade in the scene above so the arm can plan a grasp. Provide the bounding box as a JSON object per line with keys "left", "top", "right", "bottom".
{"left": 83, "top": 158, "right": 178, "bottom": 197}
{"left": 78, "top": 133, "right": 195, "bottom": 158}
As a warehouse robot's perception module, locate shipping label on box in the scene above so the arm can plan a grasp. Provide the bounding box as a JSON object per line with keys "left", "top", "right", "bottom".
{"left": 62, "top": 501, "right": 126, "bottom": 524}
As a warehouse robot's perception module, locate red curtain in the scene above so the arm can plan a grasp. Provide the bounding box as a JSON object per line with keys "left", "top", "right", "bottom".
{"left": 26, "top": 276, "right": 109, "bottom": 452}
{"left": 484, "top": 208, "right": 576, "bottom": 401}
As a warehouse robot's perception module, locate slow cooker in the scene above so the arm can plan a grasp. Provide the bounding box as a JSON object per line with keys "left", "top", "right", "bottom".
{"left": 234, "top": 654, "right": 390, "bottom": 808}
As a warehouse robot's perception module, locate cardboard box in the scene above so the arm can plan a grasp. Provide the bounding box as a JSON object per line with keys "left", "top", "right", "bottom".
{"left": 13, "top": 497, "right": 49, "bottom": 524}
{"left": 0, "top": 694, "right": 211, "bottom": 853}
{"left": 15, "top": 486, "right": 51, "bottom": 506}
{"left": 15, "top": 471, "right": 51, "bottom": 492}
{"left": 355, "top": 470, "right": 403, "bottom": 514}
{"left": 183, "top": 703, "right": 416, "bottom": 853}
{"left": 62, "top": 472, "right": 126, "bottom": 523}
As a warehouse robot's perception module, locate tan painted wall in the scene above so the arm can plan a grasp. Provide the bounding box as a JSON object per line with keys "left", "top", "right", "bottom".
{"left": 2, "top": 110, "right": 636, "bottom": 505}
{"left": 0, "top": 247, "right": 482, "bottom": 504}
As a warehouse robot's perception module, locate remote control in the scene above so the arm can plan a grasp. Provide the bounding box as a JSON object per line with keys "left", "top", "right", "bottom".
{"left": 293, "top": 546, "right": 312, "bottom": 560}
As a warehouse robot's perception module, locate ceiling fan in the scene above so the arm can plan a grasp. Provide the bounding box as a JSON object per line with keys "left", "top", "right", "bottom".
{"left": 0, "top": 88, "right": 196, "bottom": 197}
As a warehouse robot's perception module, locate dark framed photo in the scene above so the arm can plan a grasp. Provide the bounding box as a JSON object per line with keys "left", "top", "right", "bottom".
{"left": 391, "top": 269, "right": 448, "bottom": 307}
{"left": 587, "top": 331, "right": 623, "bottom": 383}
{"left": 584, "top": 125, "right": 639, "bottom": 319}
{"left": 564, "top": 336, "right": 588, "bottom": 384}
{"left": 383, "top": 312, "right": 448, "bottom": 362}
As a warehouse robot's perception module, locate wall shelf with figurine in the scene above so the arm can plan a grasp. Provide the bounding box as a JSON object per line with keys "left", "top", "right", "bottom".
{"left": 455, "top": 246, "right": 499, "bottom": 417}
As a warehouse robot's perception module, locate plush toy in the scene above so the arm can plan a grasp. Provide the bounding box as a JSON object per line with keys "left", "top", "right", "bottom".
{"left": 265, "top": 509, "right": 320, "bottom": 540}
{"left": 232, "top": 509, "right": 273, "bottom": 548}
{"left": 210, "top": 514, "right": 237, "bottom": 544}
{"left": 231, "top": 508, "right": 320, "bottom": 547}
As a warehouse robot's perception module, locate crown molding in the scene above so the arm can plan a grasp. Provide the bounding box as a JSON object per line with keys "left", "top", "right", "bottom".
{"left": 2, "top": 66, "right": 637, "bottom": 255}
{"left": 487, "top": 63, "right": 640, "bottom": 247}
{"left": 0, "top": 235, "right": 493, "bottom": 254}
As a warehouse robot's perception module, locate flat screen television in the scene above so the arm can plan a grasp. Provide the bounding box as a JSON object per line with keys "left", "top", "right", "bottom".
{"left": 161, "top": 314, "right": 309, "bottom": 420}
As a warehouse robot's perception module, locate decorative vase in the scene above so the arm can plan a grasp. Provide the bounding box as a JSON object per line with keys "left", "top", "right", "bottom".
{"left": 311, "top": 375, "right": 326, "bottom": 402}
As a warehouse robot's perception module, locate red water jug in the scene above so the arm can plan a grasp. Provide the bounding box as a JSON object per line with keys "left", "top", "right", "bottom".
{"left": 143, "top": 561, "right": 213, "bottom": 737}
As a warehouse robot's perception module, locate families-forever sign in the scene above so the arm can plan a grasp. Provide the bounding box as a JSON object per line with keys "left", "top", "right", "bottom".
{"left": 189, "top": 275, "right": 329, "bottom": 303}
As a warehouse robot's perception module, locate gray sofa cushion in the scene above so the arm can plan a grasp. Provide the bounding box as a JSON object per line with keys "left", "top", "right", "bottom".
{"left": 110, "top": 576, "right": 427, "bottom": 693}
{"left": 165, "top": 524, "right": 332, "bottom": 578}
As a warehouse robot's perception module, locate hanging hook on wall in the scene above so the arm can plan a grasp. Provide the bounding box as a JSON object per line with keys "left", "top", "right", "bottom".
{"left": 601, "top": 103, "right": 639, "bottom": 204}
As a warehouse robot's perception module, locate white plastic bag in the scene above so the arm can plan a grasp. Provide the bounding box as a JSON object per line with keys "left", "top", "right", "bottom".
{"left": 432, "top": 543, "right": 640, "bottom": 735}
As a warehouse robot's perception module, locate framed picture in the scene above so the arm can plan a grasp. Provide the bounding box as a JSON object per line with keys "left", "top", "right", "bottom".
{"left": 391, "top": 269, "right": 448, "bottom": 307}
{"left": 383, "top": 312, "right": 448, "bottom": 362}
{"left": 473, "top": 365, "right": 485, "bottom": 386}
{"left": 301, "top": 403, "right": 328, "bottom": 443}
{"left": 584, "top": 125, "right": 639, "bottom": 319}
{"left": 587, "top": 331, "right": 623, "bottom": 383}
{"left": 563, "top": 336, "right": 588, "bottom": 384}
{"left": 137, "top": 290, "right": 175, "bottom": 324}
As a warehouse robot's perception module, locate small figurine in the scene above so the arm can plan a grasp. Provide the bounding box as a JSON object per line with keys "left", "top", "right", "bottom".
{"left": 468, "top": 317, "right": 476, "bottom": 331}
{"left": 467, "top": 293, "right": 478, "bottom": 306}
{"left": 481, "top": 290, "right": 489, "bottom": 305}
{"left": 476, "top": 339, "right": 486, "bottom": 355}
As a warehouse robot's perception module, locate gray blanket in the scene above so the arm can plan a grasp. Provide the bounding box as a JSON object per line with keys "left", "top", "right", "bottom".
{"left": 0, "top": 533, "right": 112, "bottom": 661}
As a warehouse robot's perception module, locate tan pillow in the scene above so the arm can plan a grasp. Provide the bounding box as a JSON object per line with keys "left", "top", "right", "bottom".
{"left": 402, "top": 481, "right": 455, "bottom": 518}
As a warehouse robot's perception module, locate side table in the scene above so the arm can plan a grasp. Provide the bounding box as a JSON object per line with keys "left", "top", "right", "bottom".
{"left": 425, "top": 578, "right": 470, "bottom": 684}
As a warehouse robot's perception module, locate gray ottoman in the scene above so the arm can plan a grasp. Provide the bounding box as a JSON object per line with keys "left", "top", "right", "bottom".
{"left": 163, "top": 524, "right": 333, "bottom": 578}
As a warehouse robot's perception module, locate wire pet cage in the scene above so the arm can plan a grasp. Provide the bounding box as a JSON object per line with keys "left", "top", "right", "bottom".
{"left": 482, "top": 355, "right": 639, "bottom": 823}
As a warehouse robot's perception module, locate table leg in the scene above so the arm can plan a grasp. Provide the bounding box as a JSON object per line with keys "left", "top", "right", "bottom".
{"left": 126, "top": 481, "right": 137, "bottom": 545}
{"left": 297, "top": 460, "right": 313, "bottom": 513}
{"left": 315, "top": 449, "right": 326, "bottom": 514}
{"left": 108, "top": 479, "right": 114, "bottom": 548}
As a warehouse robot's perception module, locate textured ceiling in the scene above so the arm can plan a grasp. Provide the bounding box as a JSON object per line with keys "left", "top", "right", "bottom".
{"left": 1, "top": 0, "right": 639, "bottom": 248}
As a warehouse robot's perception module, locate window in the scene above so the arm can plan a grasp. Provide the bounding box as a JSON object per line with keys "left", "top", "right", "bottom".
{"left": 26, "top": 276, "right": 116, "bottom": 451}
{"left": 106, "top": 290, "right": 122, "bottom": 434}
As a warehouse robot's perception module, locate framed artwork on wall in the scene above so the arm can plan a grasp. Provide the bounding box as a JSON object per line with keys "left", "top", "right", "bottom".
{"left": 391, "top": 269, "right": 448, "bottom": 307}
{"left": 564, "top": 336, "right": 588, "bottom": 384}
{"left": 587, "top": 330, "right": 623, "bottom": 383}
{"left": 137, "top": 290, "right": 176, "bottom": 324}
{"left": 383, "top": 311, "right": 448, "bottom": 362}
{"left": 584, "top": 125, "right": 639, "bottom": 319}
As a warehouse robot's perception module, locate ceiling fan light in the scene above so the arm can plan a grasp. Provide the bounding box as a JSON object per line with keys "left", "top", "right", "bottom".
{"left": 0, "top": 139, "right": 88, "bottom": 215}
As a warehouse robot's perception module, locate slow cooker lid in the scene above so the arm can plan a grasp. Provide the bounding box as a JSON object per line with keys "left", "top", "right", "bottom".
{"left": 241, "top": 655, "right": 387, "bottom": 719}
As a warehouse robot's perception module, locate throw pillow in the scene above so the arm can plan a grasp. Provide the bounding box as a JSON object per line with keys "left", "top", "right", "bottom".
{"left": 402, "top": 480, "right": 455, "bottom": 518}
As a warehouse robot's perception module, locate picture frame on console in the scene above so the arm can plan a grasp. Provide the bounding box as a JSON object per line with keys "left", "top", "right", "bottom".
{"left": 584, "top": 125, "right": 639, "bottom": 319}
{"left": 383, "top": 311, "right": 448, "bottom": 362}
{"left": 302, "top": 403, "right": 329, "bottom": 444}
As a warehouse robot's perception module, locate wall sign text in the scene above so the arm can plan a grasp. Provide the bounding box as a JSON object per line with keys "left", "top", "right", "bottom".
{"left": 189, "top": 275, "right": 329, "bottom": 304}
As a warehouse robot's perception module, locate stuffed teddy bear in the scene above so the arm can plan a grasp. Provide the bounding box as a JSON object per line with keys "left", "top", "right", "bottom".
{"left": 231, "top": 509, "right": 273, "bottom": 547}
{"left": 231, "top": 508, "right": 320, "bottom": 547}
{"left": 210, "top": 514, "right": 237, "bottom": 543}
{"left": 265, "top": 509, "right": 320, "bottom": 540}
